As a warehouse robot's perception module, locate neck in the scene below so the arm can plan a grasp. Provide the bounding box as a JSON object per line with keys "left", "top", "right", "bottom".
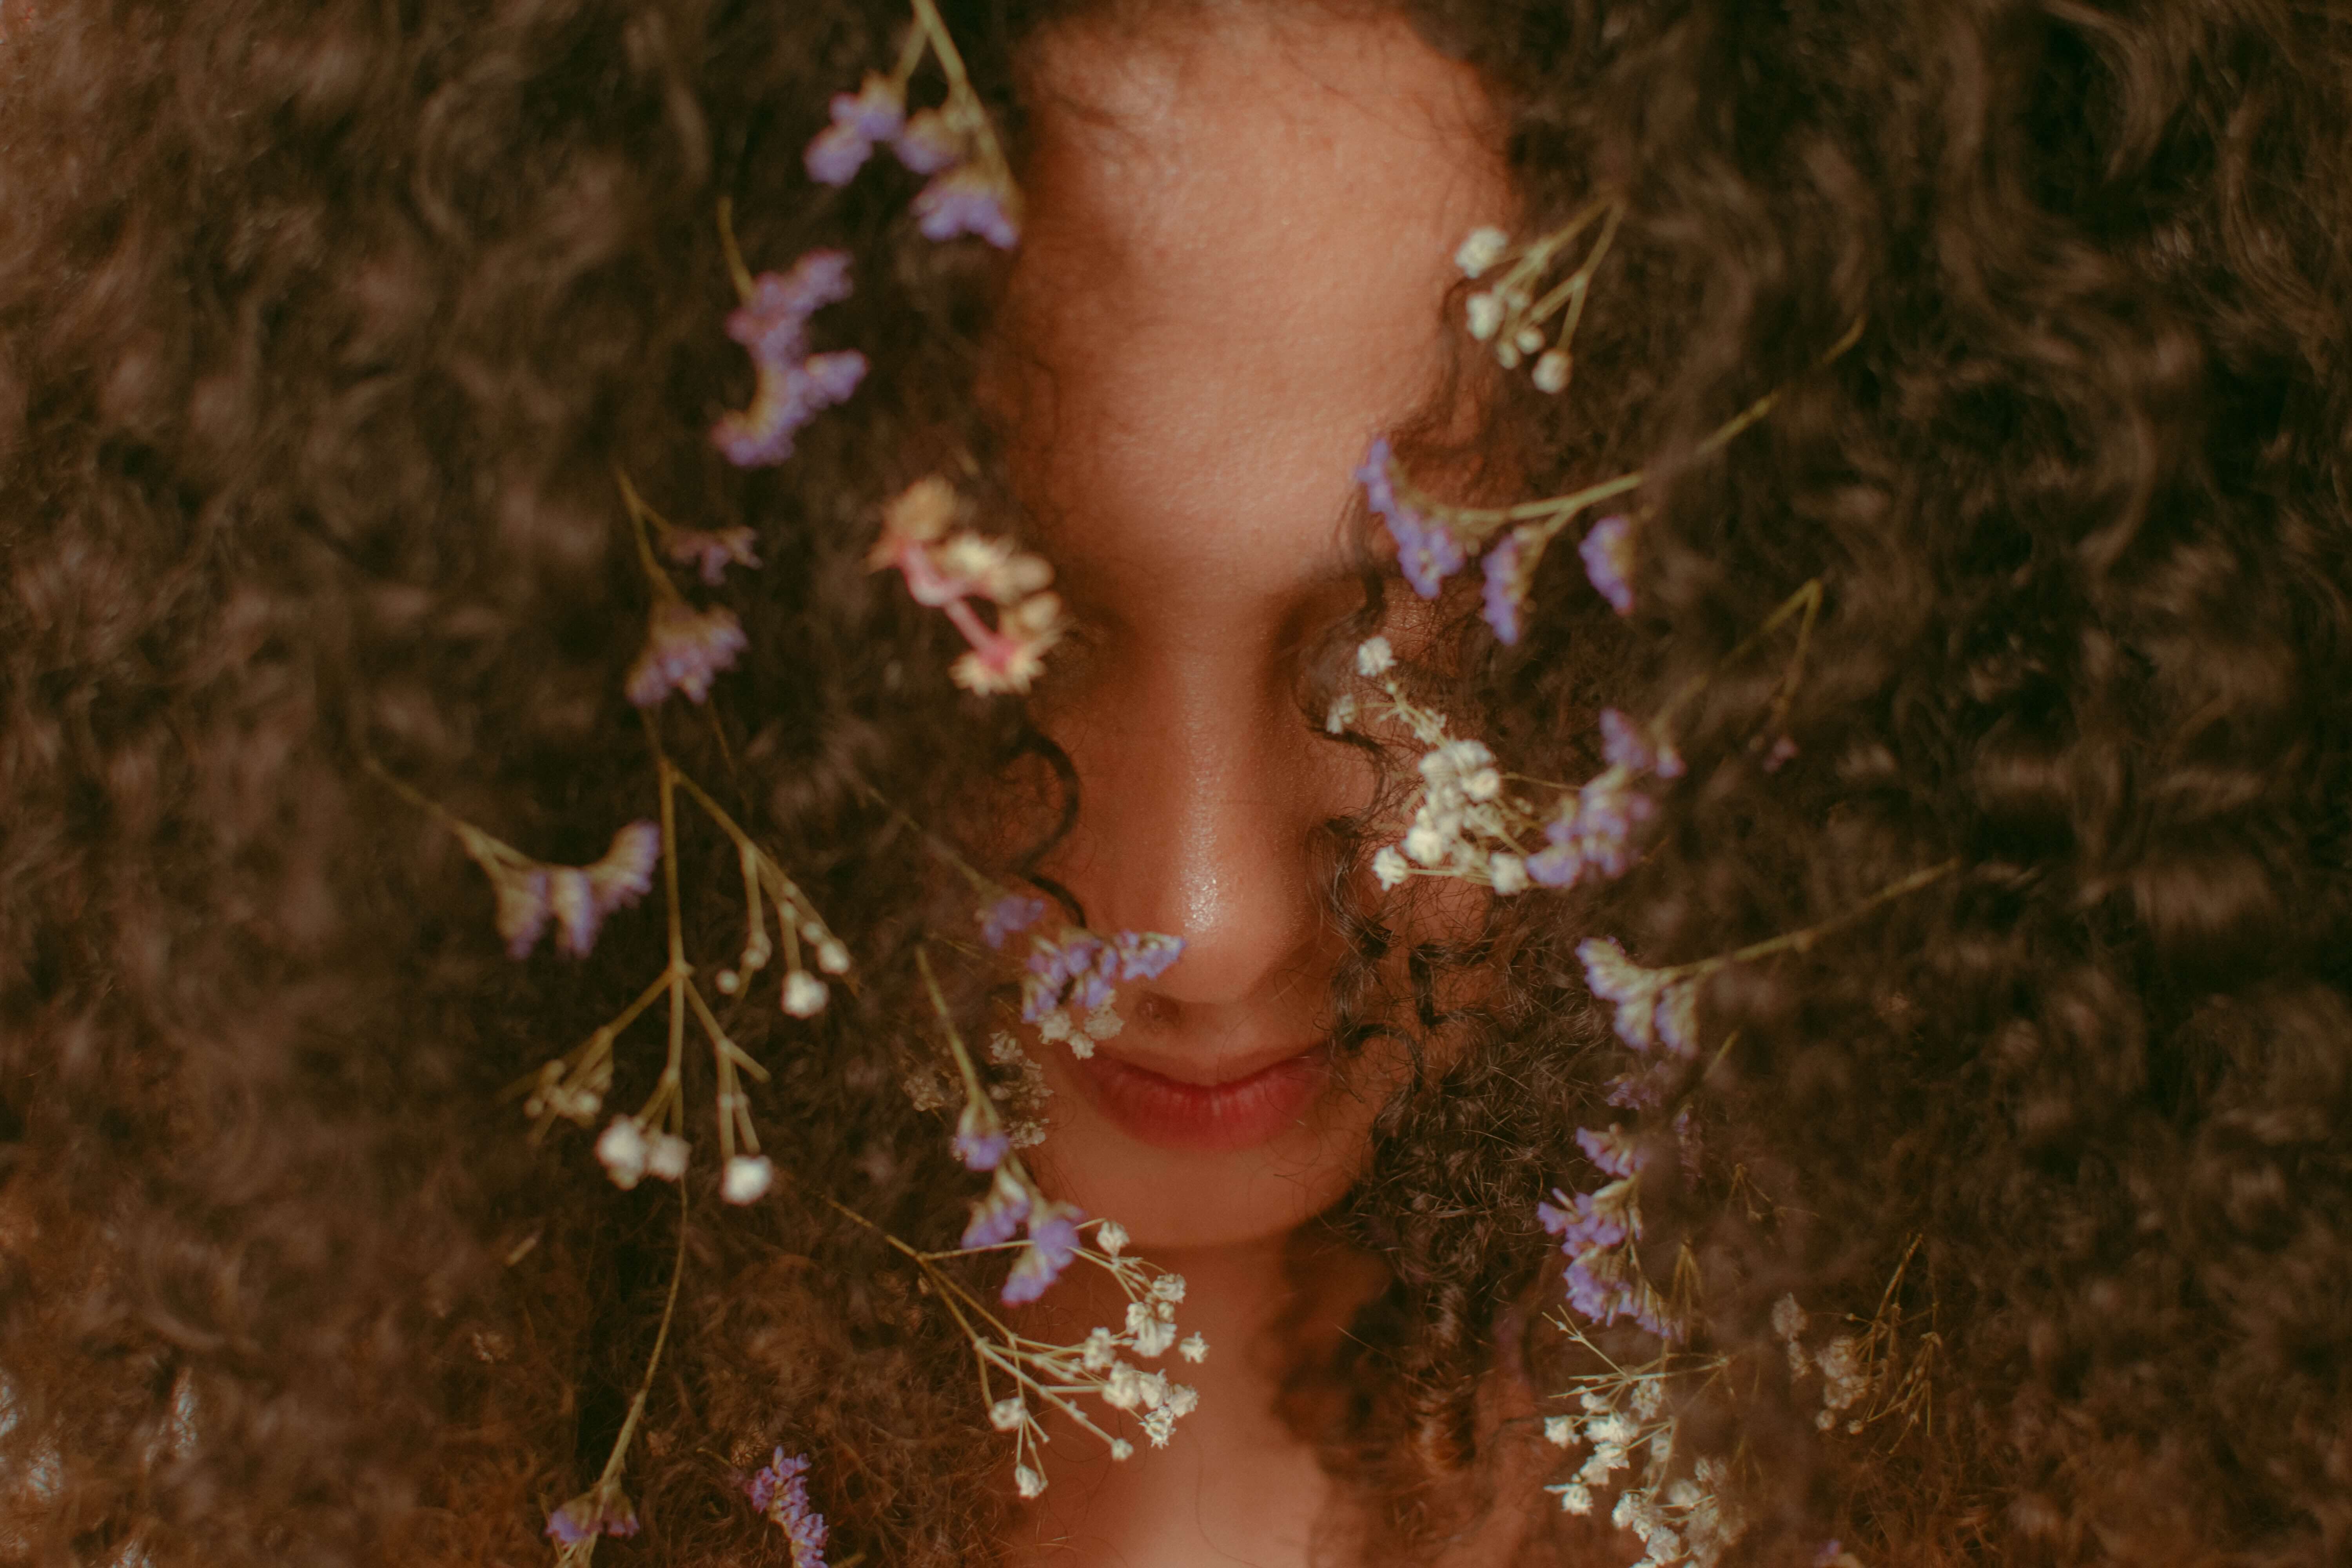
{"left": 1005, "top": 1229, "right": 1370, "bottom": 1568}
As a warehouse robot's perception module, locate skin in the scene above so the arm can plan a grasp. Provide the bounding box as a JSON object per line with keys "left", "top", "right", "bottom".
{"left": 989, "top": 7, "right": 1514, "bottom": 1564}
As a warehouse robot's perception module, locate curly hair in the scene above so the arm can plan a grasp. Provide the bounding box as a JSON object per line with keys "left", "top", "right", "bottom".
{"left": 2, "top": 0, "right": 2347, "bottom": 1564}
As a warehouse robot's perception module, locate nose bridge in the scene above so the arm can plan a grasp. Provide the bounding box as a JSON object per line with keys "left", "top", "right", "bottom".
{"left": 1057, "top": 640, "right": 1328, "bottom": 1007}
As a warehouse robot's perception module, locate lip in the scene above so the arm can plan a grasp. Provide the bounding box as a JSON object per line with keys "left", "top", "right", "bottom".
{"left": 1071, "top": 1041, "right": 1330, "bottom": 1153}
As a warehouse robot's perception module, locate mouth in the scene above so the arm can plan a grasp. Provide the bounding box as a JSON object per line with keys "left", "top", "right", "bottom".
{"left": 1070, "top": 1040, "right": 1331, "bottom": 1153}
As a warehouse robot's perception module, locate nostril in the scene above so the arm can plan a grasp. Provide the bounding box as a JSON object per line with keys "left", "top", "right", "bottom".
{"left": 1132, "top": 992, "right": 1180, "bottom": 1027}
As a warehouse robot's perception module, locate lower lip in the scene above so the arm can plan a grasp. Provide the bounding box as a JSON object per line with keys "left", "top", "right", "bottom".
{"left": 1073, "top": 1045, "right": 1330, "bottom": 1153}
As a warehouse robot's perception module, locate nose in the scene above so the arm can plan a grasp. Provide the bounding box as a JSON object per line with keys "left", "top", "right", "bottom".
{"left": 1040, "top": 624, "right": 1348, "bottom": 1024}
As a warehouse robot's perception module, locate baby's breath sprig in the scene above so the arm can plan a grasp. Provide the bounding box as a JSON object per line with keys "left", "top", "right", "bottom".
{"left": 1540, "top": 1319, "right": 1746, "bottom": 1568}
{"left": 1771, "top": 1237, "right": 1940, "bottom": 1443}
{"left": 1455, "top": 195, "right": 1624, "bottom": 391}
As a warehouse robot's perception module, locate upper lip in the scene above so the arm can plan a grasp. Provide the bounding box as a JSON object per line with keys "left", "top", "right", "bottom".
{"left": 1087, "top": 1037, "right": 1324, "bottom": 1089}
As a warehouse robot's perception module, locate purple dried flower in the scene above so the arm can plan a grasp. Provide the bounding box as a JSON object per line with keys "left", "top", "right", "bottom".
{"left": 665, "top": 526, "right": 763, "bottom": 586}
{"left": 1537, "top": 1182, "right": 1633, "bottom": 1254}
{"left": 980, "top": 893, "right": 1047, "bottom": 949}
{"left": 1002, "top": 1200, "right": 1083, "bottom": 1305}
{"left": 804, "top": 73, "right": 906, "bottom": 187}
{"left": 1572, "top": 766, "right": 1655, "bottom": 880}
{"left": 713, "top": 349, "right": 869, "bottom": 468}
{"left": 626, "top": 601, "right": 749, "bottom": 707}
{"left": 1481, "top": 532, "right": 1524, "bottom": 643}
{"left": 545, "top": 1481, "right": 640, "bottom": 1546}
{"left": 1112, "top": 930, "right": 1185, "bottom": 982}
{"left": 954, "top": 1100, "right": 1009, "bottom": 1172}
{"left": 1574, "top": 1124, "right": 1643, "bottom": 1179}
{"left": 912, "top": 167, "right": 1019, "bottom": 249}
{"left": 1357, "top": 437, "right": 1463, "bottom": 598}
{"left": 747, "top": 1449, "right": 829, "bottom": 1568}
{"left": 497, "top": 822, "right": 660, "bottom": 960}
{"left": 961, "top": 1168, "right": 1031, "bottom": 1249}
{"left": 1579, "top": 513, "right": 1636, "bottom": 615}
{"left": 494, "top": 867, "right": 552, "bottom": 959}
{"left": 1525, "top": 811, "right": 1584, "bottom": 889}
{"left": 892, "top": 109, "right": 962, "bottom": 174}
{"left": 728, "top": 252, "right": 855, "bottom": 360}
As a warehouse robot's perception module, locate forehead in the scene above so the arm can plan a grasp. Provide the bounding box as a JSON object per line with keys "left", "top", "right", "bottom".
{"left": 1002, "top": 8, "right": 1508, "bottom": 608}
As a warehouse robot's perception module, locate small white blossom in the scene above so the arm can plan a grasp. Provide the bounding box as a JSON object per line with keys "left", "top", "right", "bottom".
{"left": 1082, "top": 1005, "right": 1124, "bottom": 1041}
{"left": 1133, "top": 1317, "right": 1177, "bottom": 1358}
{"left": 1355, "top": 636, "right": 1395, "bottom": 677}
{"left": 1403, "top": 823, "right": 1448, "bottom": 866}
{"left": 1096, "top": 1220, "right": 1128, "bottom": 1257}
{"left": 782, "top": 971, "right": 828, "bottom": 1018}
{"left": 1178, "top": 1332, "right": 1209, "bottom": 1363}
{"left": 1014, "top": 1464, "right": 1044, "bottom": 1500}
{"left": 1082, "top": 1327, "right": 1117, "bottom": 1372}
{"left": 1553, "top": 1481, "right": 1594, "bottom": 1515}
{"left": 989, "top": 1397, "right": 1026, "bottom": 1432}
{"left": 1770, "top": 1293, "right": 1807, "bottom": 1342}
{"left": 1109, "top": 1439, "right": 1134, "bottom": 1461}
{"left": 1533, "top": 348, "right": 1571, "bottom": 393}
{"left": 1151, "top": 1274, "right": 1186, "bottom": 1303}
{"left": 1373, "top": 846, "right": 1411, "bottom": 889}
{"left": 1544, "top": 1414, "right": 1577, "bottom": 1447}
{"left": 1163, "top": 1382, "right": 1198, "bottom": 1417}
{"left": 1325, "top": 692, "right": 1357, "bottom": 734}
{"left": 1466, "top": 290, "right": 1505, "bottom": 339}
{"left": 1141, "top": 1406, "right": 1176, "bottom": 1447}
{"left": 816, "top": 938, "right": 851, "bottom": 973}
{"left": 1490, "top": 854, "right": 1529, "bottom": 895}
{"left": 595, "top": 1117, "right": 649, "bottom": 1189}
{"left": 721, "top": 1154, "right": 775, "bottom": 1204}
{"left": 1455, "top": 225, "right": 1510, "bottom": 278}
{"left": 1103, "top": 1363, "right": 1144, "bottom": 1411}
{"left": 1036, "top": 1009, "right": 1073, "bottom": 1043}
{"left": 644, "top": 1131, "right": 689, "bottom": 1181}
{"left": 1514, "top": 326, "right": 1545, "bottom": 354}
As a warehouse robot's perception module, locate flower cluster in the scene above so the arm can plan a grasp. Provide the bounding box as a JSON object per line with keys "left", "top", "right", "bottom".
{"left": 618, "top": 472, "right": 763, "bottom": 711}
{"left": 1455, "top": 200, "right": 1621, "bottom": 392}
{"left": 1538, "top": 1319, "right": 1745, "bottom": 1568}
{"left": 1539, "top": 1125, "right": 1680, "bottom": 1340}
{"left": 803, "top": 6, "right": 1022, "bottom": 250}
{"left": 1770, "top": 1240, "right": 1940, "bottom": 1442}
{"left": 970, "top": 1216, "right": 1204, "bottom": 1498}
{"left": 710, "top": 248, "right": 869, "bottom": 469}
{"left": 456, "top": 818, "right": 661, "bottom": 963}
{"left": 746, "top": 1450, "right": 829, "bottom": 1568}
{"left": 869, "top": 476, "right": 1068, "bottom": 695}
{"left": 544, "top": 1477, "right": 641, "bottom": 1553}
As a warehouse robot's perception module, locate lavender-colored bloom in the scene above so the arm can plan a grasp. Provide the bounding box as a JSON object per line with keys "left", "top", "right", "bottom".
{"left": 980, "top": 893, "right": 1047, "bottom": 949}
{"left": 546, "top": 1483, "right": 640, "bottom": 1546}
{"left": 665, "top": 525, "right": 763, "bottom": 586}
{"left": 804, "top": 74, "right": 906, "bottom": 188}
{"left": 1002, "top": 1201, "right": 1083, "bottom": 1305}
{"left": 747, "top": 1449, "right": 829, "bottom": 1568}
{"left": 912, "top": 168, "right": 1020, "bottom": 249}
{"left": 1525, "top": 811, "right": 1583, "bottom": 889}
{"left": 954, "top": 1100, "right": 1009, "bottom": 1172}
{"left": 713, "top": 350, "right": 869, "bottom": 468}
{"left": 962, "top": 1169, "right": 1031, "bottom": 1249}
{"left": 1357, "top": 437, "right": 1463, "bottom": 598}
{"left": 1112, "top": 931, "right": 1185, "bottom": 982}
{"left": 1599, "top": 708, "right": 1685, "bottom": 781}
{"left": 1575, "top": 1124, "right": 1643, "bottom": 1180}
{"left": 728, "top": 253, "right": 855, "bottom": 361}
{"left": 626, "top": 601, "right": 749, "bottom": 706}
{"left": 494, "top": 867, "right": 552, "bottom": 958}
{"left": 1579, "top": 514, "right": 1636, "bottom": 615}
{"left": 1481, "top": 532, "right": 1524, "bottom": 643}
{"left": 1537, "top": 1183, "right": 1632, "bottom": 1254}
{"left": 892, "top": 109, "right": 963, "bottom": 174}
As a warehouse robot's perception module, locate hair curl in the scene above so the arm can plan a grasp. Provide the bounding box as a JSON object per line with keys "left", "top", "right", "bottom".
{"left": 2, "top": 0, "right": 2347, "bottom": 1564}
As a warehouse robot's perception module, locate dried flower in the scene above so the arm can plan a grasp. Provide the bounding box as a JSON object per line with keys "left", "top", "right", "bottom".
{"left": 1356, "top": 636, "right": 1396, "bottom": 677}
{"left": 805, "top": 72, "right": 907, "bottom": 186}
{"left": 663, "top": 525, "right": 762, "bottom": 586}
{"left": 1482, "top": 530, "right": 1525, "bottom": 644}
{"left": 954, "top": 1096, "right": 1010, "bottom": 1172}
{"left": 1580, "top": 513, "right": 1637, "bottom": 615}
{"left": 1532, "top": 348, "right": 1572, "bottom": 394}
{"left": 712, "top": 251, "right": 867, "bottom": 468}
{"left": 546, "top": 1479, "right": 641, "bottom": 1546}
{"left": 782, "top": 970, "right": 829, "bottom": 1018}
{"left": 1002, "top": 1200, "right": 1083, "bottom": 1305}
{"left": 626, "top": 601, "right": 750, "bottom": 707}
{"left": 1014, "top": 1464, "right": 1045, "bottom": 1500}
{"left": 747, "top": 1449, "right": 829, "bottom": 1568}
{"left": 893, "top": 108, "right": 962, "bottom": 174}
{"left": 981, "top": 893, "right": 1047, "bottom": 949}
{"left": 1455, "top": 225, "right": 1510, "bottom": 278}
{"left": 644, "top": 1131, "right": 690, "bottom": 1182}
{"left": 913, "top": 166, "right": 1021, "bottom": 249}
{"left": 722, "top": 1154, "right": 776, "bottom": 1205}
{"left": 1358, "top": 437, "right": 1465, "bottom": 598}
{"left": 596, "top": 1116, "right": 650, "bottom": 1189}
{"left": 962, "top": 1167, "right": 1033, "bottom": 1249}
{"left": 1096, "top": 1220, "right": 1129, "bottom": 1257}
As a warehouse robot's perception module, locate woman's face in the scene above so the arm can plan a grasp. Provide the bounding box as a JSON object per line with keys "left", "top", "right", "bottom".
{"left": 996, "top": 7, "right": 1508, "bottom": 1249}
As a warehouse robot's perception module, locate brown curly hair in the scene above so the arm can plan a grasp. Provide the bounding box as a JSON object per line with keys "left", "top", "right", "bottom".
{"left": 3, "top": 0, "right": 2347, "bottom": 1564}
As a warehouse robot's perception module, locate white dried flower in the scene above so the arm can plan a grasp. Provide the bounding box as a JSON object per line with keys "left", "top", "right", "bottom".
{"left": 1082, "top": 1327, "right": 1117, "bottom": 1372}
{"left": 1403, "top": 823, "right": 1448, "bottom": 866}
{"left": 1553, "top": 1481, "right": 1594, "bottom": 1515}
{"left": 1132, "top": 1317, "right": 1177, "bottom": 1359}
{"left": 1141, "top": 1406, "right": 1176, "bottom": 1447}
{"left": 1103, "top": 1363, "right": 1144, "bottom": 1411}
{"left": 1082, "top": 1005, "right": 1123, "bottom": 1041}
{"left": 1489, "top": 854, "right": 1529, "bottom": 895}
{"left": 1109, "top": 1439, "right": 1134, "bottom": 1461}
{"left": 644, "top": 1131, "right": 689, "bottom": 1181}
{"left": 595, "top": 1117, "right": 650, "bottom": 1189}
{"left": 1544, "top": 1414, "right": 1577, "bottom": 1447}
{"left": 1533, "top": 348, "right": 1571, "bottom": 393}
{"left": 989, "top": 1396, "right": 1026, "bottom": 1432}
{"left": 816, "top": 938, "right": 851, "bottom": 974}
{"left": 1355, "top": 636, "right": 1395, "bottom": 677}
{"left": 1036, "top": 1009, "right": 1073, "bottom": 1043}
{"left": 1014, "top": 1464, "right": 1044, "bottom": 1500}
{"left": 782, "top": 970, "right": 828, "bottom": 1017}
{"left": 1770, "top": 1293, "right": 1808, "bottom": 1342}
{"left": 1096, "top": 1220, "right": 1128, "bottom": 1257}
{"left": 1150, "top": 1274, "right": 1186, "bottom": 1303}
{"left": 1178, "top": 1332, "right": 1209, "bottom": 1363}
{"left": 1466, "top": 290, "right": 1505, "bottom": 339}
{"left": 721, "top": 1153, "right": 775, "bottom": 1204}
{"left": 1514, "top": 326, "right": 1545, "bottom": 354}
{"left": 1163, "top": 1383, "right": 1198, "bottom": 1417}
{"left": 1325, "top": 692, "right": 1358, "bottom": 734}
{"left": 1454, "top": 225, "right": 1510, "bottom": 278}
{"left": 1373, "top": 846, "right": 1411, "bottom": 889}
